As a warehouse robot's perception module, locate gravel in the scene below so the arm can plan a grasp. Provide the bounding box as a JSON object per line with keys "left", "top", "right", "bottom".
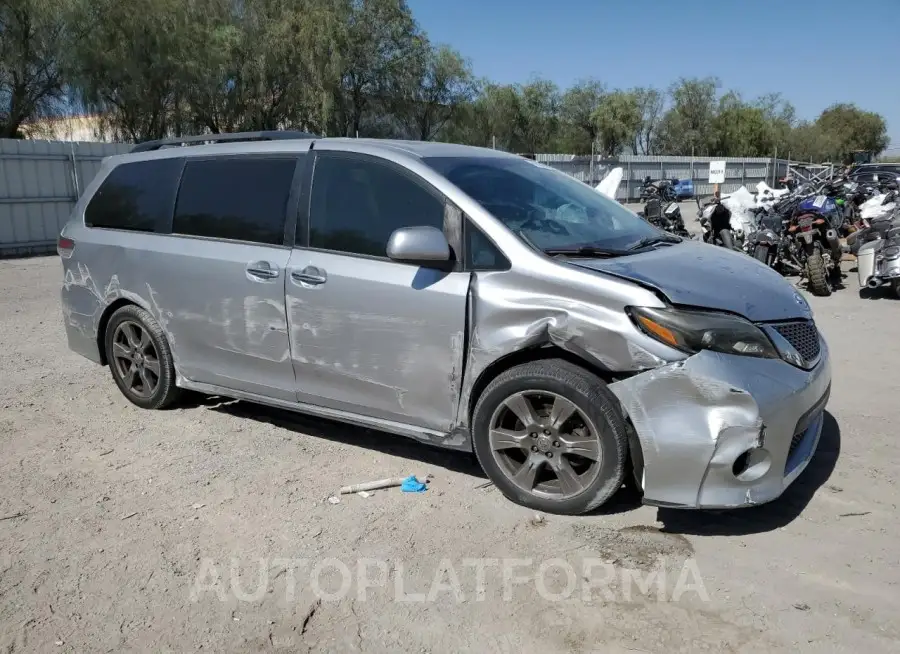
{"left": 1, "top": 250, "right": 899, "bottom": 653}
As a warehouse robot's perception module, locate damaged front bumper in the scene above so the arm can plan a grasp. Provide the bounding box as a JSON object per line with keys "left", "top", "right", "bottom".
{"left": 609, "top": 340, "right": 831, "bottom": 509}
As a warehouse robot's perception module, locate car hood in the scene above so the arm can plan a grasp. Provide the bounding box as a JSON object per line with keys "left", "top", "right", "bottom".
{"left": 568, "top": 240, "right": 813, "bottom": 322}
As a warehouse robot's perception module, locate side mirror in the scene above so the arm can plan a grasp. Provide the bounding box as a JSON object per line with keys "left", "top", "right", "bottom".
{"left": 386, "top": 226, "right": 452, "bottom": 265}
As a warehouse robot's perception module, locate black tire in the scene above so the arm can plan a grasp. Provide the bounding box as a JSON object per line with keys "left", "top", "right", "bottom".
{"left": 753, "top": 245, "right": 769, "bottom": 265}
{"left": 806, "top": 252, "right": 832, "bottom": 297}
{"left": 471, "top": 359, "right": 629, "bottom": 515}
{"left": 892, "top": 279, "right": 900, "bottom": 300}
{"left": 104, "top": 304, "right": 181, "bottom": 410}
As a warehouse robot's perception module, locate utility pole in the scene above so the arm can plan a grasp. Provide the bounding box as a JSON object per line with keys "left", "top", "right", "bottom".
{"left": 590, "top": 140, "right": 595, "bottom": 184}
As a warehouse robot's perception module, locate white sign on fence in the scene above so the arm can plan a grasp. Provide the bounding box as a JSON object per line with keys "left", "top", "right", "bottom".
{"left": 708, "top": 161, "right": 726, "bottom": 184}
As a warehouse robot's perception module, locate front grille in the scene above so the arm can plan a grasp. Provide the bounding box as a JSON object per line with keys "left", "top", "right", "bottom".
{"left": 772, "top": 320, "right": 820, "bottom": 363}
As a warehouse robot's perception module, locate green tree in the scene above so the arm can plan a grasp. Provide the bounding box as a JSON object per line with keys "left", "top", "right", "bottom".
{"left": 591, "top": 90, "right": 640, "bottom": 156}
{"left": 754, "top": 92, "right": 795, "bottom": 152}
{"left": 463, "top": 82, "right": 521, "bottom": 150}
{"left": 0, "top": 0, "right": 69, "bottom": 137}
{"left": 328, "top": 0, "right": 423, "bottom": 137}
{"left": 557, "top": 79, "right": 604, "bottom": 154}
{"left": 67, "top": 0, "right": 195, "bottom": 141}
{"left": 518, "top": 78, "right": 559, "bottom": 153}
{"left": 711, "top": 92, "right": 772, "bottom": 157}
{"left": 814, "top": 103, "right": 890, "bottom": 161}
{"left": 633, "top": 86, "right": 664, "bottom": 154}
{"left": 392, "top": 43, "right": 476, "bottom": 141}
{"left": 656, "top": 77, "right": 719, "bottom": 155}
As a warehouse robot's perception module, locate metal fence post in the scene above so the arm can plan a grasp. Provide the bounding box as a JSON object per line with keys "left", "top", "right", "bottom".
{"left": 626, "top": 159, "right": 631, "bottom": 201}
{"left": 69, "top": 143, "right": 81, "bottom": 199}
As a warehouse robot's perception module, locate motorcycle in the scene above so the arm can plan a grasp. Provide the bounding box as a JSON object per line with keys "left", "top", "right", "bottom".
{"left": 696, "top": 196, "right": 741, "bottom": 250}
{"left": 846, "top": 184, "right": 898, "bottom": 255}
{"left": 638, "top": 195, "right": 690, "bottom": 237}
{"left": 744, "top": 192, "right": 804, "bottom": 273}
{"left": 636, "top": 179, "right": 690, "bottom": 237}
{"left": 639, "top": 177, "right": 678, "bottom": 203}
{"left": 856, "top": 224, "right": 900, "bottom": 298}
{"left": 788, "top": 194, "right": 845, "bottom": 296}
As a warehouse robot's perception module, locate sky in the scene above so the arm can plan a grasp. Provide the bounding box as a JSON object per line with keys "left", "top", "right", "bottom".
{"left": 407, "top": 0, "right": 900, "bottom": 153}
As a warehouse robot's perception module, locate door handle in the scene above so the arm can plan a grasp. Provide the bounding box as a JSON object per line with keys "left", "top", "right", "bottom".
{"left": 246, "top": 261, "right": 280, "bottom": 280}
{"left": 291, "top": 266, "right": 327, "bottom": 286}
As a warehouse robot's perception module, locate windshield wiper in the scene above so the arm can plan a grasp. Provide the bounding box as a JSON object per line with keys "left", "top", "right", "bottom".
{"left": 627, "top": 234, "right": 683, "bottom": 251}
{"left": 542, "top": 246, "right": 630, "bottom": 258}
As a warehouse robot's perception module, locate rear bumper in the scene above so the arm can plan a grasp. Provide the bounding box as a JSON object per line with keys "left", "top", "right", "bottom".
{"left": 609, "top": 339, "right": 832, "bottom": 509}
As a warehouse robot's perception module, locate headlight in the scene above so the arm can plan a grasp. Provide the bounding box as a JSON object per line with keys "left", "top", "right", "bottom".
{"left": 627, "top": 307, "right": 780, "bottom": 359}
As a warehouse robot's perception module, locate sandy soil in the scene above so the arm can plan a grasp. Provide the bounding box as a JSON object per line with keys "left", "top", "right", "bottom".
{"left": 1, "top": 247, "right": 898, "bottom": 653}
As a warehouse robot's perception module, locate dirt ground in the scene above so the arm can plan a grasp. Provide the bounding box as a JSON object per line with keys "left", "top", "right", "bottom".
{"left": 1, "top": 245, "right": 899, "bottom": 653}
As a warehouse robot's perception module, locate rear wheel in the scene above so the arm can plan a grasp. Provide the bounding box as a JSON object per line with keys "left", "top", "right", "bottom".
{"left": 471, "top": 359, "right": 629, "bottom": 515}
{"left": 806, "top": 251, "right": 832, "bottom": 297}
{"left": 754, "top": 245, "right": 770, "bottom": 265}
{"left": 104, "top": 304, "right": 181, "bottom": 409}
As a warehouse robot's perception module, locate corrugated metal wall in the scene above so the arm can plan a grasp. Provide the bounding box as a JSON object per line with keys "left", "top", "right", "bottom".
{"left": 0, "top": 139, "right": 131, "bottom": 257}
{"left": 536, "top": 153, "right": 794, "bottom": 201}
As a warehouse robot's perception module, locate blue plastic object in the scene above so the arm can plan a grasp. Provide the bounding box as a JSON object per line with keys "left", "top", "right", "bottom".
{"left": 673, "top": 179, "right": 694, "bottom": 199}
{"left": 401, "top": 475, "right": 428, "bottom": 493}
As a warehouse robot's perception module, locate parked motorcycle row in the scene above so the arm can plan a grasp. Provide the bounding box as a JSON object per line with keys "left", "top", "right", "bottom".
{"left": 593, "top": 167, "right": 899, "bottom": 299}
{"left": 694, "top": 176, "right": 899, "bottom": 298}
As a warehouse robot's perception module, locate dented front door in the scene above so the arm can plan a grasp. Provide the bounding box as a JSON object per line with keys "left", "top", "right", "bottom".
{"left": 285, "top": 250, "right": 469, "bottom": 431}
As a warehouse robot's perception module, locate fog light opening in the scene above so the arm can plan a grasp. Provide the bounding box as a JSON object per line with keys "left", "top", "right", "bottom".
{"left": 732, "top": 452, "right": 751, "bottom": 477}
{"left": 732, "top": 447, "right": 772, "bottom": 482}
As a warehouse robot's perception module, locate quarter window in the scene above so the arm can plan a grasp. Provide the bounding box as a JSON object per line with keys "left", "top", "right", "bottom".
{"left": 307, "top": 153, "right": 445, "bottom": 257}
{"left": 466, "top": 220, "right": 509, "bottom": 270}
{"left": 85, "top": 158, "right": 183, "bottom": 232}
{"left": 173, "top": 157, "right": 297, "bottom": 245}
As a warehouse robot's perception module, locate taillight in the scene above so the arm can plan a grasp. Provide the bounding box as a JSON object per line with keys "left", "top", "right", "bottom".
{"left": 57, "top": 235, "right": 75, "bottom": 259}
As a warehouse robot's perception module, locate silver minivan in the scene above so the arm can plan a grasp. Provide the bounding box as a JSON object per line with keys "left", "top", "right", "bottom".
{"left": 59, "top": 132, "right": 831, "bottom": 515}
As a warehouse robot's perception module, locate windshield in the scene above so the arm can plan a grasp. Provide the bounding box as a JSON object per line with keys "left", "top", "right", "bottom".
{"left": 425, "top": 155, "right": 666, "bottom": 251}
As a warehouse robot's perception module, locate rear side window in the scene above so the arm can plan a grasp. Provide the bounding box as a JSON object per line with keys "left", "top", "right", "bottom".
{"left": 172, "top": 157, "right": 297, "bottom": 245}
{"left": 85, "top": 158, "right": 183, "bottom": 232}
{"left": 307, "top": 152, "right": 445, "bottom": 257}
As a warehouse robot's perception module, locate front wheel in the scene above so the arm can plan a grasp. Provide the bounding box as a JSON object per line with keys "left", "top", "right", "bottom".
{"left": 471, "top": 359, "right": 629, "bottom": 515}
{"left": 806, "top": 251, "right": 833, "bottom": 297}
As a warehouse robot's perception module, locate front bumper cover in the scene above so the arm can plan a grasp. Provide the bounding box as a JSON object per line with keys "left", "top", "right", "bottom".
{"left": 608, "top": 339, "right": 831, "bottom": 509}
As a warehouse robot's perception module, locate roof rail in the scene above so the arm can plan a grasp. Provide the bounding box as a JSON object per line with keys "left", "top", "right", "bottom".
{"left": 130, "top": 130, "right": 318, "bottom": 153}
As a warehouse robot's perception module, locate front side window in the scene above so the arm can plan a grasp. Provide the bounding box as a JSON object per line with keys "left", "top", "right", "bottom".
{"left": 308, "top": 152, "right": 445, "bottom": 257}
{"left": 85, "top": 158, "right": 183, "bottom": 232}
{"left": 172, "top": 157, "right": 297, "bottom": 245}
{"left": 425, "top": 156, "right": 665, "bottom": 252}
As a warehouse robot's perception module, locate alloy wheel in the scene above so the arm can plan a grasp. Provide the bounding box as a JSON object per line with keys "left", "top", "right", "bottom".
{"left": 111, "top": 321, "right": 160, "bottom": 399}
{"left": 488, "top": 390, "right": 603, "bottom": 500}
